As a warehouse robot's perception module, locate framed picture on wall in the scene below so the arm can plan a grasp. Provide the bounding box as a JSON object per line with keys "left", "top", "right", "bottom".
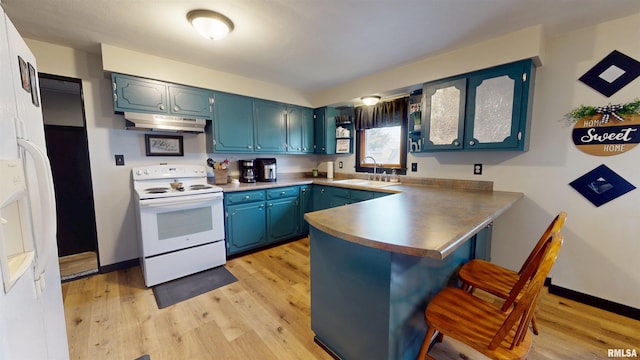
{"left": 145, "top": 134, "right": 184, "bottom": 156}
{"left": 28, "top": 62, "right": 39, "bottom": 107}
{"left": 336, "top": 139, "right": 350, "bottom": 153}
{"left": 18, "top": 56, "right": 30, "bottom": 92}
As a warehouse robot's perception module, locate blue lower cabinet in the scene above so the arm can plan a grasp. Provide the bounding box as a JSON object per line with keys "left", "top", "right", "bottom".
{"left": 267, "top": 197, "right": 300, "bottom": 243}
{"left": 350, "top": 189, "right": 375, "bottom": 202}
{"left": 225, "top": 187, "right": 304, "bottom": 256}
{"left": 225, "top": 200, "right": 267, "bottom": 255}
{"left": 299, "top": 185, "right": 313, "bottom": 234}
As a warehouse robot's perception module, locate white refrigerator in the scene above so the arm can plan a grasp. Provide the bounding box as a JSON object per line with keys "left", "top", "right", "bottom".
{"left": 0, "top": 6, "right": 70, "bottom": 360}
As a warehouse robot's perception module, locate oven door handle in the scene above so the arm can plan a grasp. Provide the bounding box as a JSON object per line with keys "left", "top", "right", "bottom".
{"left": 139, "top": 192, "right": 223, "bottom": 208}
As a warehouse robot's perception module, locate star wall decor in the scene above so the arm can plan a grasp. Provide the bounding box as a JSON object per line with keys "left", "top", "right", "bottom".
{"left": 569, "top": 164, "right": 635, "bottom": 207}
{"left": 578, "top": 50, "right": 640, "bottom": 97}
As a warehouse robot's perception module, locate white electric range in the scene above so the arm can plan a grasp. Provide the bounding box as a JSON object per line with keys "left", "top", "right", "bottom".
{"left": 132, "top": 164, "right": 225, "bottom": 287}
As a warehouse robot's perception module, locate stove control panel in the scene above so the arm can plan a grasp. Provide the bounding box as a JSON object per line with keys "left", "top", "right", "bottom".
{"left": 132, "top": 164, "right": 206, "bottom": 180}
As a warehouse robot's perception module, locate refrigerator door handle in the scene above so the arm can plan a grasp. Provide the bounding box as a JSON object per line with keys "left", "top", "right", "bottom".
{"left": 17, "top": 138, "right": 56, "bottom": 296}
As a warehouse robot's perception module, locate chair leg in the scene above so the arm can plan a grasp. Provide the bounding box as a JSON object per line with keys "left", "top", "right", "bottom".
{"left": 531, "top": 314, "right": 539, "bottom": 335}
{"left": 417, "top": 326, "right": 437, "bottom": 360}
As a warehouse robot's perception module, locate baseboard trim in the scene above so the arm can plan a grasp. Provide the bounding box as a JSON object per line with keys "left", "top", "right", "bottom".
{"left": 99, "top": 258, "right": 140, "bottom": 274}
{"left": 548, "top": 281, "right": 640, "bottom": 321}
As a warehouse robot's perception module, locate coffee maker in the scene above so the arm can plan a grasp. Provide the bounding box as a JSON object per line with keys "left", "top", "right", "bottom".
{"left": 255, "top": 158, "right": 277, "bottom": 182}
{"left": 239, "top": 159, "right": 256, "bottom": 183}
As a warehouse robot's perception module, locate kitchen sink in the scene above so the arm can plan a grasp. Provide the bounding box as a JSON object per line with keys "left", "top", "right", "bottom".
{"left": 332, "top": 179, "right": 398, "bottom": 188}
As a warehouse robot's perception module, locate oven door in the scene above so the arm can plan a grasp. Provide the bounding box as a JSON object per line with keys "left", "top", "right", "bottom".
{"left": 138, "top": 192, "right": 224, "bottom": 257}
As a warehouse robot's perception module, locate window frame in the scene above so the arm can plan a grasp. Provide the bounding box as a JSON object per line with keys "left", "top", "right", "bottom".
{"left": 355, "top": 121, "right": 408, "bottom": 176}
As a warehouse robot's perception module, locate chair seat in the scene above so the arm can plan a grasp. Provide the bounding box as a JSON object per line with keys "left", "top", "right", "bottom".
{"left": 425, "top": 287, "right": 532, "bottom": 360}
{"left": 459, "top": 259, "right": 519, "bottom": 299}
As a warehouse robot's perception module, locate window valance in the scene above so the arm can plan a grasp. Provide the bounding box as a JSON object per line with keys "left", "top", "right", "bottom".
{"left": 354, "top": 97, "right": 408, "bottom": 130}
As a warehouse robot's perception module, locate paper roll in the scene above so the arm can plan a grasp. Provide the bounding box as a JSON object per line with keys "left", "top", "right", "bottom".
{"left": 327, "top": 161, "right": 334, "bottom": 179}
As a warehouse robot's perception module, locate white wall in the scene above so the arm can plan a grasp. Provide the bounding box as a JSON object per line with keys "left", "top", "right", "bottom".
{"left": 27, "top": 11, "right": 640, "bottom": 309}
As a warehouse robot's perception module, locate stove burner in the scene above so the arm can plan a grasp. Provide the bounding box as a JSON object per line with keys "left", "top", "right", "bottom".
{"left": 189, "top": 184, "right": 212, "bottom": 190}
{"left": 145, "top": 187, "right": 170, "bottom": 194}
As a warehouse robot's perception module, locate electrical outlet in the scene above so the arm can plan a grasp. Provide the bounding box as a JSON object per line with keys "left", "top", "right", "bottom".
{"left": 115, "top": 154, "right": 125, "bottom": 166}
{"left": 411, "top": 162, "right": 417, "bottom": 172}
{"left": 473, "top": 163, "right": 482, "bottom": 175}
{"left": 338, "top": 161, "right": 343, "bottom": 169}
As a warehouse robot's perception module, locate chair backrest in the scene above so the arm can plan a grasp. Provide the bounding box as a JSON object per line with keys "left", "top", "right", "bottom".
{"left": 517, "top": 211, "right": 567, "bottom": 275}
{"left": 488, "top": 232, "right": 563, "bottom": 350}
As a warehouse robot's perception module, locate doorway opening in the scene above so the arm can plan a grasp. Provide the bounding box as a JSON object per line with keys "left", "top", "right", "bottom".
{"left": 39, "top": 74, "right": 99, "bottom": 281}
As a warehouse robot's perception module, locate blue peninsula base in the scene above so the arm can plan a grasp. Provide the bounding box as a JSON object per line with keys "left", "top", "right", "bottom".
{"left": 310, "top": 226, "right": 490, "bottom": 360}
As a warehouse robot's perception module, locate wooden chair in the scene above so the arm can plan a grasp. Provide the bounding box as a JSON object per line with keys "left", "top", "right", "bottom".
{"left": 417, "top": 232, "right": 563, "bottom": 360}
{"left": 458, "top": 211, "right": 567, "bottom": 335}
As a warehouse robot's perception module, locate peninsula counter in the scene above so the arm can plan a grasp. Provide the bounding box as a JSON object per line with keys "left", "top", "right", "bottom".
{"left": 304, "top": 184, "right": 522, "bottom": 360}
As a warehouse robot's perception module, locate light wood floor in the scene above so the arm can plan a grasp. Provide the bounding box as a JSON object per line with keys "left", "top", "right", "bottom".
{"left": 62, "top": 237, "right": 640, "bottom": 360}
{"left": 59, "top": 251, "right": 98, "bottom": 280}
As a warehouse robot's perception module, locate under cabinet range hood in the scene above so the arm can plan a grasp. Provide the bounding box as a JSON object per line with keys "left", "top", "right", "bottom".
{"left": 124, "top": 112, "right": 206, "bottom": 133}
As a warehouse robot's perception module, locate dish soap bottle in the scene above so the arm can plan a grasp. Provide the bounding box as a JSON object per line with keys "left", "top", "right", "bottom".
{"left": 390, "top": 169, "right": 399, "bottom": 183}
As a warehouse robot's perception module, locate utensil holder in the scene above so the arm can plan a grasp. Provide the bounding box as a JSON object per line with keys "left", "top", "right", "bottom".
{"left": 213, "top": 169, "right": 228, "bottom": 184}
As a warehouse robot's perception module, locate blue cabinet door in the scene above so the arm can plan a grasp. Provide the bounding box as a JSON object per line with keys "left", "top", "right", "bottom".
{"left": 112, "top": 74, "right": 168, "bottom": 113}
{"left": 465, "top": 60, "right": 532, "bottom": 150}
{"left": 313, "top": 107, "right": 340, "bottom": 154}
{"left": 301, "top": 107, "right": 315, "bottom": 153}
{"left": 350, "top": 189, "right": 375, "bottom": 203}
{"left": 168, "top": 85, "right": 213, "bottom": 119}
{"left": 226, "top": 201, "right": 267, "bottom": 255}
{"left": 299, "top": 185, "right": 313, "bottom": 234}
{"left": 422, "top": 78, "right": 467, "bottom": 151}
{"left": 254, "top": 100, "right": 287, "bottom": 153}
{"left": 266, "top": 196, "right": 300, "bottom": 243}
{"left": 211, "top": 92, "right": 254, "bottom": 152}
{"left": 287, "top": 106, "right": 314, "bottom": 153}
{"left": 287, "top": 106, "right": 304, "bottom": 153}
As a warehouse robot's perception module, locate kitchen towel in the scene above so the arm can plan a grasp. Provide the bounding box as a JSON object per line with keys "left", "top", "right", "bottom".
{"left": 327, "top": 161, "right": 334, "bottom": 179}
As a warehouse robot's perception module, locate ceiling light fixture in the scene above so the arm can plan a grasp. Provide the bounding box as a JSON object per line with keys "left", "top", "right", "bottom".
{"left": 361, "top": 95, "right": 381, "bottom": 106}
{"left": 187, "top": 10, "right": 234, "bottom": 40}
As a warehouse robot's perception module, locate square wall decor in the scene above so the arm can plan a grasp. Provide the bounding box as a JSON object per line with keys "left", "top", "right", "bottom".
{"left": 578, "top": 50, "right": 640, "bottom": 97}
{"left": 569, "top": 164, "right": 635, "bottom": 207}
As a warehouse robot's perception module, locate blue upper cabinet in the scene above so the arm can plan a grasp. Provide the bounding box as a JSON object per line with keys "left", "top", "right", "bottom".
{"left": 314, "top": 107, "right": 340, "bottom": 154}
{"left": 112, "top": 74, "right": 213, "bottom": 119}
{"left": 112, "top": 74, "right": 168, "bottom": 113}
{"left": 254, "top": 100, "right": 287, "bottom": 153}
{"left": 287, "top": 106, "right": 314, "bottom": 153}
{"left": 421, "top": 59, "right": 535, "bottom": 152}
{"left": 209, "top": 91, "right": 254, "bottom": 152}
{"left": 167, "top": 85, "right": 213, "bottom": 119}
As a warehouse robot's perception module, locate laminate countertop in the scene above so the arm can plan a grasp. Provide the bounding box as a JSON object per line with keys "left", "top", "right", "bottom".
{"left": 211, "top": 176, "right": 523, "bottom": 260}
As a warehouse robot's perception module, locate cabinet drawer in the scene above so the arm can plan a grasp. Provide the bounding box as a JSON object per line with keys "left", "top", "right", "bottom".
{"left": 225, "top": 190, "right": 266, "bottom": 204}
{"left": 267, "top": 186, "right": 299, "bottom": 199}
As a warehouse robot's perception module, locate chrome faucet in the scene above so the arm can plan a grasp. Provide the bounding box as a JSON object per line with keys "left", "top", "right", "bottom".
{"left": 364, "top": 156, "right": 378, "bottom": 180}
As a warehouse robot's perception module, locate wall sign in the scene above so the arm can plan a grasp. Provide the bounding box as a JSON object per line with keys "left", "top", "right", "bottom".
{"left": 569, "top": 164, "right": 635, "bottom": 207}
{"left": 570, "top": 100, "right": 640, "bottom": 156}
{"left": 578, "top": 50, "right": 640, "bottom": 97}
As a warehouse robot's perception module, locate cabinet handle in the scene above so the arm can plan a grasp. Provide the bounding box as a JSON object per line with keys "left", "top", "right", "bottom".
{"left": 321, "top": 189, "right": 325, "bottom": 193}
{"left": 469, "top": 140, "right": 475, "bottom": 146}
{"left": 268, "top": 203, "right": 273, "bottom": 207}
{"left": 244, "top": 195, "right": 250, "bottom": 200}
{"left": 113, "top": 94, "right": 117, "bottom": 102}
{"left": 453, "top": 140, "right": 460, "bottom": 147}
{"left": 247, "top": 145, "right": 252, "bottom": 149}
{"left": 259, "top": 204, "right": 265, "bottom": 209}
{"left": 174, "top": 106, "right": 179, "bottom": 111}
{"left": 257, "top": 145, "right": 262, "bottom": 149}
{"left": 281, "top": 191, "right": 286, "bottom": 195}
{"left": 159, "top": 105, "right": 165, "bottom": 110}
{"left": 112, "top": 82, "right": 116, "bottom": 91}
